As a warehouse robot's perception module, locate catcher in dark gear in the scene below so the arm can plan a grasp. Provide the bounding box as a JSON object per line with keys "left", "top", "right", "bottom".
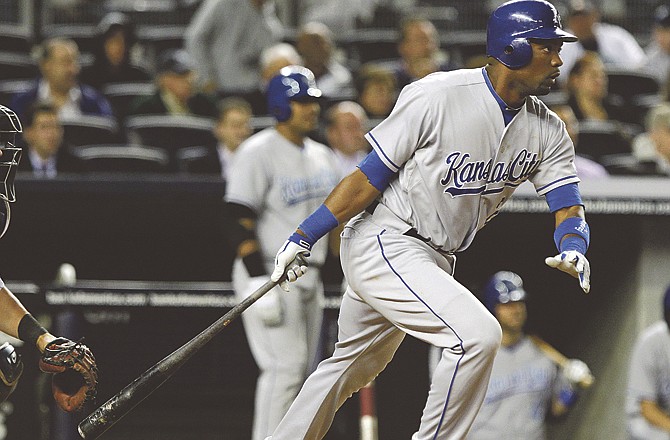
{"left": 0, "top": 104, "right": 98, "bottom": 412}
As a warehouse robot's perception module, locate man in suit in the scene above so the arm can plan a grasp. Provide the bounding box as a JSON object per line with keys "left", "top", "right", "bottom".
{"left": 127, "top": 49, "right": 218, "bottom": 118}
{"left": 10, "top": 38, "right": 113, "bottom": 121}
{"left": 181, "top": 97, "right": 253, "bottom": 178}
{"left": 18, "top": 101, "right": 83, "bottom": 177}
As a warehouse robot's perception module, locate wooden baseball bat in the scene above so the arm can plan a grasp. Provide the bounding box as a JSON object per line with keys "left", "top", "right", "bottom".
{"left": 359, "top": 381, "right": 378, "bottom": 440}
{"left": 77, "top": 256, "right": 306, "bottom": 439}
{"left": 528, "top": 334, "right": 594, "bottom": 389}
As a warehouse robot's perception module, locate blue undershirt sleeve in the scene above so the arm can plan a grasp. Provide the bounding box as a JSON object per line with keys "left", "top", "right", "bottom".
{"left": 357, "top": 150, "right": 397, "bottom": 192}
{"left": 545, "top": 183, "right": 583, "bottom": 213}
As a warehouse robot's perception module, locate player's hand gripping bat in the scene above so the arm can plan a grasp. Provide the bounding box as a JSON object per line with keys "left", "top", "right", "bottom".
{"left": 528, "top": 334, "right": 594, "bottom": 389}
{"left": 77, "top": 255, "right": 307, "bottom": 439}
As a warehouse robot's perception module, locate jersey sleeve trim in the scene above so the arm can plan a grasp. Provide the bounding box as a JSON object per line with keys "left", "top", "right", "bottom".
{"left": 535, "top": 175, "right": 580, "bottom": 196}
{"left": 365, "top": 132, "right": 401, "bottom": 172}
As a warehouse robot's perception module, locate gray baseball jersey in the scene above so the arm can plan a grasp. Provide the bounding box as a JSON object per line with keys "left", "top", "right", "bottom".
{"left": 627, "top": 321, "right": 670, "bottom": 440}
{"left": 366, "top": 68, "right": 579, "bottom": 253}
{"left": 467, "top": 337, "right": 564, "bottom": 440}
{"left": 268, "top": 68, "right": 580, "bottom": 440}
{"left": 225, "top": 127, "right": 339, "bottom": 440}
{"left": 226, "top": 127, "right": 340, "bottom": 267}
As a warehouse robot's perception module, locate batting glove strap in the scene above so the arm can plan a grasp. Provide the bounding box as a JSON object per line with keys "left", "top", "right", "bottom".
{"left": 554, "top": 217, "right": 590, "bottom": 253}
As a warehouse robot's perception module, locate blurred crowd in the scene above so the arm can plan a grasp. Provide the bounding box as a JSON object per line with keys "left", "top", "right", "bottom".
{"left": 1, "top": 0, "right": 670, "bottom": 179}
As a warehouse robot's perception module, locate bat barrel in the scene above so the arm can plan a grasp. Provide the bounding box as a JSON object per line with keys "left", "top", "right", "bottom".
{"left": 78, "top": 367, "right": 168, "bottom": 439}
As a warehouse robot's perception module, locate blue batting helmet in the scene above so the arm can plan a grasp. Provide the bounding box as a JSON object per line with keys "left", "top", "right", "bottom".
{"left": 483, "top": 271, "right": 527, "bottom": 313}
{"left": 486, "top": 0, "right": 578, "bottom": 69}
{"left": 266, "top": 65, "right": 322, "bottom": 122}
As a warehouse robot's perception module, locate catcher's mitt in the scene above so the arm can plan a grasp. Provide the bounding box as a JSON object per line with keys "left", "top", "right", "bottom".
{"left": 39, "top": 338, "right": 98, "bottom": 412}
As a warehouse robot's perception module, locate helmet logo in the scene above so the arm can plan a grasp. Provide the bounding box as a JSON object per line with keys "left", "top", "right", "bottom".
{"left": 282, "top": 77, "right": 301, "bottom": 97}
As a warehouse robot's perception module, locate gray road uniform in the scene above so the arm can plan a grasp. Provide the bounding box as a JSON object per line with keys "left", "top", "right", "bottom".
{"left": 225, "top": 127, "right": 339, "bottom": 440}
{"left": 268, "top": 68, "right": 580, "bottom": 439}
{"left": 627, "top": 321, "right": 670, "bottom": 440}
{"left": 467, "top": 337, "right": 568, "bottom": 440}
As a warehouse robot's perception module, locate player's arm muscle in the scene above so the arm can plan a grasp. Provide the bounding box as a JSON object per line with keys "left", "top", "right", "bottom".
{"left": 553, "top": 205, "right": 585, "bottom": 228}
{"left": 323, "top": 168, "right": 381, "bottom": 224}
{"left": 640, "top": 399, "right": 670, "bottom": 431}
{"left": 0, "top": 286, "right": 29, "bottom": 338}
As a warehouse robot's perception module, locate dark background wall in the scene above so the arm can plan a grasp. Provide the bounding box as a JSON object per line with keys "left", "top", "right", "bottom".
{"left": 0, "top": 174, "right": 648, "bottom": 440}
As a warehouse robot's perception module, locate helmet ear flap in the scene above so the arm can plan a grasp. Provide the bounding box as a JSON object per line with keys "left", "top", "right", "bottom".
{"left": 499, "top": 38, "right": 533, "bottom": 69}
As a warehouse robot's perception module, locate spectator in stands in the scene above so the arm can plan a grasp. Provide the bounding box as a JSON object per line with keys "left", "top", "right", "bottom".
{"left": 300, "top": 0, "right": 377, "bottom": 33}
{"left": 127, "top": 49, "right": 218, "bottom": 118}
{"left": 355, "top": 64, "right": 398, "bottom": 119}
{"left": 644, "top": 4, "right": 670, "bottom": 88}
{"left": 324, "top": 100, "right": 370, "bottom": 178}
{"left": 182, "top": 97, "right": 253, "bottom": 178}
{"left": 80, "top": 12, "right": 151, "bottom": 90}
{"left": 565, "top": 51, "right": 627, "bottom": 123}
{"left": 559, "top": 0, "right": 646, "bottom": 85}
{"left": 260, "top": 43, "right": 303, "bottom": 86}
{"left": 243, "top": 43, "right": 304, "bottom": 115}
{"left": 549, "top": 104, "right": 609, "bottom": 178}
{"left": 10, "top": 38, "right": 113, "bottom": 120}
{"left": 185, "top": 0, "right": 284, "bottom": 96}
{"left": 632, "top": 103, "right": 670, "bottom": 175}
{"left": 388, "top": 17, "right": 458, "bottom": 89}
{"left": 295, "top": 22, "right": 356, "bottom": 100}
{"left": 18, "top": 101, "right": 83, "bottom": 177}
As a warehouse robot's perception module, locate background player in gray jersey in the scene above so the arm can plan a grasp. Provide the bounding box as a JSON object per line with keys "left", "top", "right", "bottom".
{"left": 267, "top": 1, "right": 592, "bottom": 438}
{"left": 627, "top": 284, "right": 670, "bottom": 439}
{"left": 223, "top": 66, "right": 339, "bottom": 440}
{"left": 467, "top": 271, "right": 592, "bottom": 440}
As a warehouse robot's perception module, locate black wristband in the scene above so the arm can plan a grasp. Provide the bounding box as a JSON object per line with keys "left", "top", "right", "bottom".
{"left": 17, "top": 314, "right": 47, "bottom": 348}
{"left": 243, "top": 251, "right": 267, "bottom": 277}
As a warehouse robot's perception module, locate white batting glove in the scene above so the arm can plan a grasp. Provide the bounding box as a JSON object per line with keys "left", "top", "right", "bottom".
{"left": 545, "top": 250, "right": 590, "bottom": 294}
{"left": 246, "top": 276, "right": 283, "bottom": 326}
{"left": 562, "top": 359, "right": 592, "bottom": 386}
{"left": 271, "top": 237, "right": 310, "bottom": 292}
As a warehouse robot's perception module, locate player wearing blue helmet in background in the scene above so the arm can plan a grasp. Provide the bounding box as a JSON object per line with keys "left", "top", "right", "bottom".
{"left": 469, "top": 271, "right": 592, "bottom": 440}
{"left": 266, "top": 0, "right": 592, "bottom": 437}
{"left": 223, "top": 66, "right": 340, "bottom": 440}
{"left": 627, "top": 285, "right": 670, "bottom": 439}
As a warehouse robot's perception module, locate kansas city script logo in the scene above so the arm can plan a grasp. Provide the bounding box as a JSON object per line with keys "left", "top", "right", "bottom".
{"left": 440, "top": 149, "right": 539, "bottom": 196}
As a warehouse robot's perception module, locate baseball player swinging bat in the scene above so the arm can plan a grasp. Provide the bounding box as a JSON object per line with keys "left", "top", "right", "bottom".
{"left": 77, "top": 256, "right": 307, "bottom": 439}
{"left": 528, "top": 334, "right": 595, "bottom": 389}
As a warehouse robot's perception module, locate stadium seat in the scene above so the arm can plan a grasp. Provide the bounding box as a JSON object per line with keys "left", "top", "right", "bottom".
{"left": 575, "top": 120, "right": 634, "bottom": 162}
{"left": 102, "top": 82, "right": 155, "bottom": 123}
{"left": 0, "top": 79, "right": 32, "bottom": 107}
{"left": 0, "top": 26, "right": 33, "bottom": 53}
{"left": 0, "top": 51, "right": 39, "bottom": 81}
{"left": 606, "top": 68, "right": 661, "bottom": 126}
{"left": 60, "top": 115, "right": 122, "bottom": 146}
{"left": 125, "top": 114, "right": 216, "bottom": 169}
{"left": 71, "top": 143, "right": 170, "bottom": 173}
